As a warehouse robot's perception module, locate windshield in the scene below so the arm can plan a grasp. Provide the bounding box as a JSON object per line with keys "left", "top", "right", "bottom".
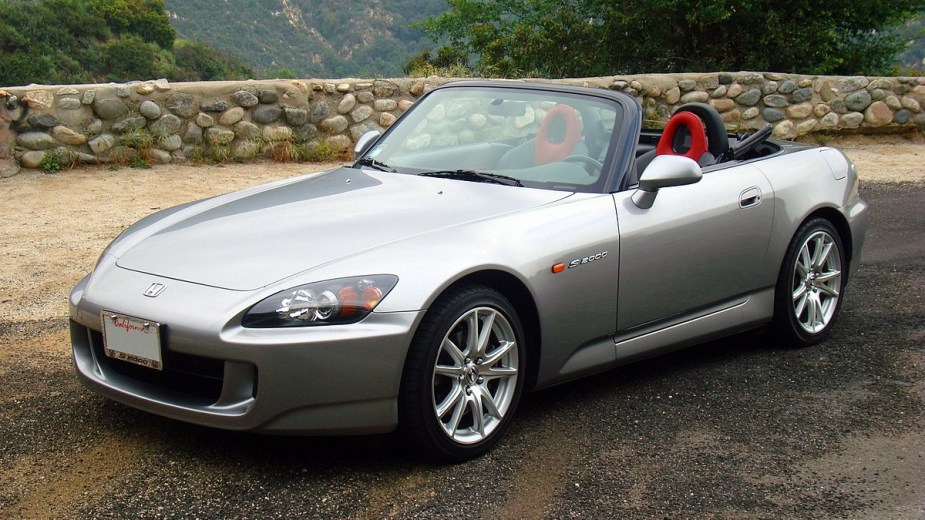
{"left": 357, "top": 86, "right": 622, "bottom": 192}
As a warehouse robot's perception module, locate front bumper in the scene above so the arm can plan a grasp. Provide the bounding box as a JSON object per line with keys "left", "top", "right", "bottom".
{"left": 69, "top": 270, "right": 421, "bottom": 435}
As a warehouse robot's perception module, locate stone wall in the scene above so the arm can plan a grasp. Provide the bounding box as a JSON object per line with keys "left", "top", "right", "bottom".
{"left": 1, "top": 72, "right": 924, "bottom": 177}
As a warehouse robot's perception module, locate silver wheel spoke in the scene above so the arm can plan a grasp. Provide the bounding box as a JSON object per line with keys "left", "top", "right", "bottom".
{"left": 792, "top": 284, "right": 807, "bottom": 302}
{"left": 464, "top": 312, "right": 480, "bottom": 357}
{"left": 474, "top": 311, "right": 496, "bottom": 359}
{"left": 484, "top": 366, "right": 518, "bottom": 379}
{"left": 436, "top": 383, "right": 463, "bottom": 418}
{"left": 469, "top": 392, "right": 485, "bottom": 437}
{"left": 480, "top": 339, "right": 516, "bottom": 368}
{"left": 441, "top": 337, "right": 465, "bottom": 366}
{"left": 477, "top": 385, "right": 502, "bottom": 419}
{"left": 446, "top": 394, "right": 466, "bottom": 435}
{"left": 435, "top": 364, "right": 464, "bottom": 378}
{"left": 794, "top": 292, "right": 808, "bottom": 318}
{"left": 816, "top": 269, "right": 841, "bottom": 283}
{"left": 816, "top": 283, "right": 840, "bottom": 298}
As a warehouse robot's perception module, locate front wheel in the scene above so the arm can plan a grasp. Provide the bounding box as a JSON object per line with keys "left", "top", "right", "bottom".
{"left": 772, "top": 218, "right": 846, "bottom": 347}
{"left": 399, "top": 285, "right": 525, "bottom": 462}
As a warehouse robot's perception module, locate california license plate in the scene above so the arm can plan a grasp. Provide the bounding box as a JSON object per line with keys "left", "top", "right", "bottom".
{"left": 101, "top": 312, "right": 163, "bottom": 370}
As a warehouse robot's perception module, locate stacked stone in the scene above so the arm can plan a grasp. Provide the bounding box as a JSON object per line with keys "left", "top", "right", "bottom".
{"left": 3, "top": 72, "right": 925, "bottom": 175}
{"left": 604, "top": 72, "right": 925, "bottom": 139}
{"left": 3, "top": 77, "right": 432, "bottom": 172}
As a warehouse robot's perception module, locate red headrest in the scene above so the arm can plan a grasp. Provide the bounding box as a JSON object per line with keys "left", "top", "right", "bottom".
{"left": 535, "top": 104, "right": 582, "bottom": 165}
{"left": 656, "top": 111, "right": 708, "bottom": 161}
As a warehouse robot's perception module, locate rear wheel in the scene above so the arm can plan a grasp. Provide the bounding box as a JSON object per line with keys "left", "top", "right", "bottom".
{"left": 399, "top": 285, "right": 525, "bottom": 462}
{"left": 772, "top": 218, "right": 846, "bottom": 347}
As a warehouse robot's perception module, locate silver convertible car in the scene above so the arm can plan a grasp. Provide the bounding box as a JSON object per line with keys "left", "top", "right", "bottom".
{"left": 70, "top": 81, "right": 869, "bottom": 461}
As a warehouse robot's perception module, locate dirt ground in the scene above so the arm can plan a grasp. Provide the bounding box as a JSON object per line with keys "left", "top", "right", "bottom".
{"left": 0, "top": 135, "right": 922, "bottom": 519}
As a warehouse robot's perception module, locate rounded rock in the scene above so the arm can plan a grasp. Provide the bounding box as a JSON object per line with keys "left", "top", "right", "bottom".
{"left": 742, "top": 107, "right": 760, "bottom": 120}
{"left": 813, "top": 104, "right": 832, "bottom": 117}
{"left": 819, "top": 112, "right": 839, "bottom": 128}
{"left": 885, "top": 96, "right": 902, "bottom": 110}
{"left": 252, "top": 105, "right": 282, "bottom": 124}
{"left": 233, "top": 90, "right": 259, "bottom": 108}
{"left": 374, "top": 99, "right": 398, "bottom": 112}
{"left": 284, "top": 107, "right": 308, "bottom": 126}
{"left": 195, "top": 113, "right": 214, "bottom": 128}
{"left": 863, "top": 101, "right": 893, "bottom": 127}
{"left": 93, "top": 98, "right": 128, "bottom": 120}
{"left": 664, "top": 87, "right": 681, "bottom": 104}
{"left": 140, "top": 100, "right": 161, "bottom": 120}
{"left": 51, "top": 126, "right": 87, "bottom": 146}
{"left": 20, "top": 151, "right": 46, "bottom": 169}
{"left": 735, "top": 88, "right": 761, "bottom": 106}
{"left": 786, "top": 103, "right": 813, "bottom": 119}
{"left": 845, "top": 91, "right": 872, "bottom": 112}
{"left": 893, "top": 109, "right": 913, "bottom": 124}
{"left": 762, "top": 108, "right": 785, "bottom": 122}
{"left": 262, "top": 125, "right": 292, "bottom": 142}
{"left": 151, "top": 114, "right": 182, "bottom": 136}
{"left": 772, "top": 120, "right": 795, "bottom": 139}
{"left": 840, "top": 112, "right": 864, "bottom": 128}
{"left": 204, "top": 126, "right": 235, "bottom": 145}
{"left": 159, "top": 134, "right": 182, "bottom": 152}
{"left": 337, "top": 94, "right": 357, "bottom": 114}
{"left": 16, "top": 132, "right": 58, "bottom": 150}
{"left": 166, "top": 93, "right": 199, "bottom": 118}
{"left": 258, "top": 89, "right": 279, "bottom": 104}
{"left": 380, "top": 113, "right": 397, "bottom": 127}
{"left": 233, "top": 121, "right": 260, "bottom": 139}
{"left": 350, "top": 105, "right": 373, "bottom": 123}
{"left": 900, "top": 96, "right": 921, "bottom": 112}
{"left": 320, "top": 115, "right": 349, "bottom": 134}
{"left": 57, "top": 98, "right": 81, "bottom": 111}
{"left": 219, "top": 107, "right": 245, "bottom": 126}
{"left": 726, "top": 83, "right": 744, "bottom": 98}
{"left": 778, "top": 80, "right": 797, "bottom": 94}
{"left": 790, "top": 87, "right": 813, "bottom": 103}
{"left": 88, "top": 133, "right": 115, "bottom": 154}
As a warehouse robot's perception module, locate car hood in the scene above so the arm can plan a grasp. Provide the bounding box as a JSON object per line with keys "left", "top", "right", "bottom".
{"left": 116, "top": 167, "right": 570, "bottom": 290}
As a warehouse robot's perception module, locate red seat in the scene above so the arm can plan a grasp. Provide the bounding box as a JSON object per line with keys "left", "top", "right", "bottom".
{"left": 656, "top": 111, "right": 708, "bottom": 162}
{"left": 534, "top": 104, "right": 582, "bottom": 165}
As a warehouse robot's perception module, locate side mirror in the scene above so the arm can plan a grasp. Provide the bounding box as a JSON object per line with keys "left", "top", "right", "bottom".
{"left": 354, "top": 130, "right": 381, "bottom": 158}
{"left": 632, "top": 155, "right": 703, "bottom": 209}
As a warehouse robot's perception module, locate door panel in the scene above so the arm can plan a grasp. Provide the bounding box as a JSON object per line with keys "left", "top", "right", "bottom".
{"left": 614, "top": 164, "right": 773, "bottom": 331}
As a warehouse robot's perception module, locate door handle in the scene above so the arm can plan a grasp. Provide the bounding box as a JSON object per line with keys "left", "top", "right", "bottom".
{"left": 739, "top": 186, "right": 762, "bottom": 208}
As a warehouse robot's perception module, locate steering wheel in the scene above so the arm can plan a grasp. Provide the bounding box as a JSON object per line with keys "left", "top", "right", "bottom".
{"left": 731, "top": 124, "right": 773, "bottom": 160}
{"left": 563, "top": 155, "right": 603, "bottom": 176}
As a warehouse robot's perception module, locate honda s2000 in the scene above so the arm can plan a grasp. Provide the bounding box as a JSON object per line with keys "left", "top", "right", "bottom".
{"left": 70, "top": 81, "right": 869, "bottom": 461}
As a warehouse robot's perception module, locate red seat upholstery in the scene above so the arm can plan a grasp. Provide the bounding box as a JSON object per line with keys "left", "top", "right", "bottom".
{"left": 534, "top": 104, "right": 582, "bottom": 165}
{"left": 656, "top": 111, "right": 708, "bottom": 162}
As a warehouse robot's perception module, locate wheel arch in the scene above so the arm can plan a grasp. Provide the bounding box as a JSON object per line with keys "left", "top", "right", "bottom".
{"left": 798, "top": 207, "right": 853, "bottom": 284}
{"left": 439, "top": 270, "right": 542, "bottom": 392}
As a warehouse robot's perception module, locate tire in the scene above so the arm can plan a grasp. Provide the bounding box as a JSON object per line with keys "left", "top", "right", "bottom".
{"left": 398, "top": 285, "right": 525, "bottom": 462}
{"left": 772, "top": 218, "right": 846, "bottom": 347}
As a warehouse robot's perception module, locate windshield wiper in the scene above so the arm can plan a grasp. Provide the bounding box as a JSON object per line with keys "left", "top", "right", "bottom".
{"left": 355, "top": 157, "right": 396, "bottom": 172}
{"left": 418, "top": 169, "right": 523, "bottom": 187}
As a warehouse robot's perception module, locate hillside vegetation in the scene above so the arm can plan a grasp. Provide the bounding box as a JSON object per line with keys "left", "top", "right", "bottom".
{"left": 0, "top": 0, "right": 253, "bottom": 86}
{"left": 163, "top": 0, "right": 448, "bottom": 78}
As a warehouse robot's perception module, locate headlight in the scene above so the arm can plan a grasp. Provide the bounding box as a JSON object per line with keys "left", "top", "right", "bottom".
{"left": 242, "top": 275, "right": 398, "bottom": 328}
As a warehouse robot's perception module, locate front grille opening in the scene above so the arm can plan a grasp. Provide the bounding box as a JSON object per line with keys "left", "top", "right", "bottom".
{"left": 90, "top": 330, "right": 224, "bottom": 402}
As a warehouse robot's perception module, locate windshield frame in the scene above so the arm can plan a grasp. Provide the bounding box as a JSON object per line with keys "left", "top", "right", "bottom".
{"left": 353, "top": 81, "right": 640, "bottom": 194}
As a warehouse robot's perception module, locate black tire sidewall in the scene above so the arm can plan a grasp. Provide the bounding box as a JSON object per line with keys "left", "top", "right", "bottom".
{"left": 398, "top": 285, "right": 526, "bottom": 462}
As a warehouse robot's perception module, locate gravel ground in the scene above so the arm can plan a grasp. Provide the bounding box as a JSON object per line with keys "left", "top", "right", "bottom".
{"left": 0, "top": 135, "right": 923, "bottom": 519}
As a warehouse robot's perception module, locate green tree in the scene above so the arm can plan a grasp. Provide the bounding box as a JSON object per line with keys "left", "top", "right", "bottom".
{"left": 172, "top": 40, "right": 254, "bottom": 81}
{"left": 417, "top": 0, "right": 925, "bottom": 77}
